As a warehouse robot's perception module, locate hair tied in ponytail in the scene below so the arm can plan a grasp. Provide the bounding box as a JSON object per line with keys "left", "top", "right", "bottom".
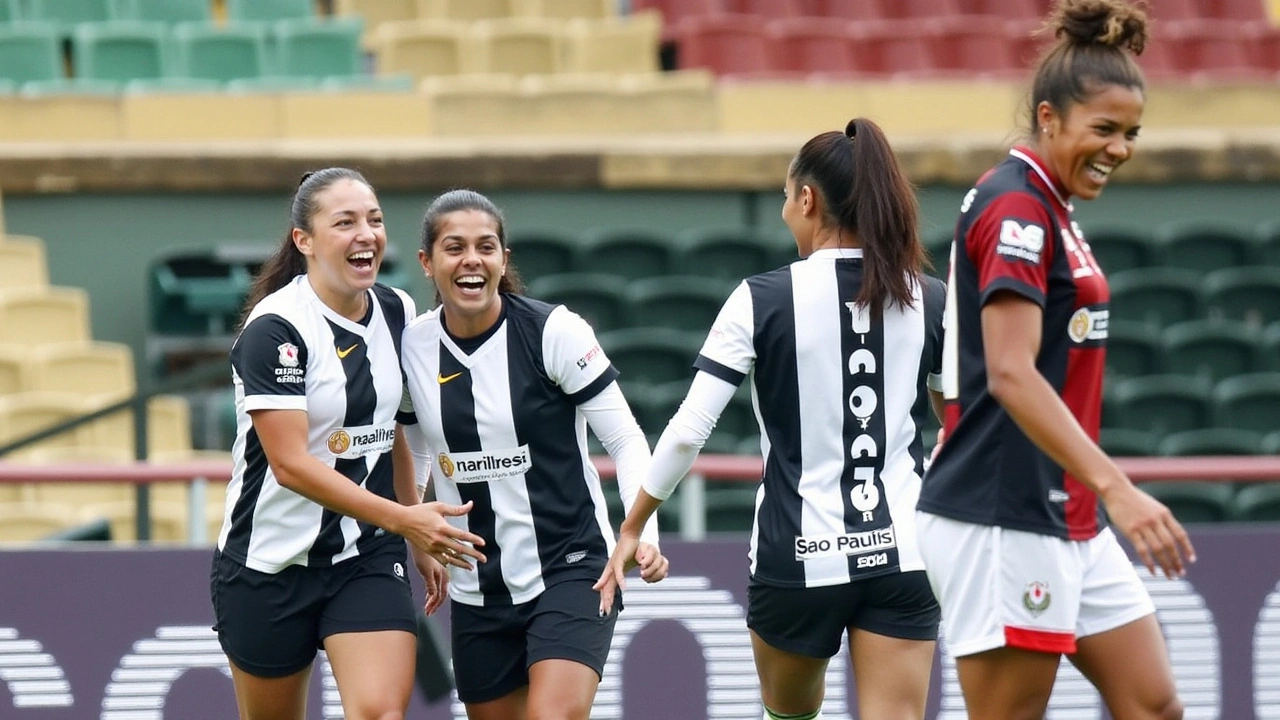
{"left": 845, "top": 118, "right": 858, "bottom": 139}
{"left": 298, "top": 171, "right": 315, "bottom": 187}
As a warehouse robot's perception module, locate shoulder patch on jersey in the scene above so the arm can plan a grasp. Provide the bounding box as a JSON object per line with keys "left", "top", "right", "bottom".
{"left": 996, "top": 218, "right": 1046, "bottom": 264}
{"left": 277, "top": 342, "right": 299, "bottom": 367}
{"left": 576, "top": 343, "right": 603, "bottom": 370}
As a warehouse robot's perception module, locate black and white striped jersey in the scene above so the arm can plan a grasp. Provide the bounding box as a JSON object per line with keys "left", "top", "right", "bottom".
{"left": 218, "top": 276, "right": 415, "bottom": 574}
{"left": 693, "top": 248, "right": 945, "bottom": 588}
{"left": 398, "top": 294, "right": 629, "bottom": 607}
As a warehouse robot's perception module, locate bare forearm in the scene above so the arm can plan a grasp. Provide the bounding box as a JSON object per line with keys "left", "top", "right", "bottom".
{"left": 275, "top": 454, "right": 411, "bottom": 532}
{"left": 620, "top": 489, "right": 664, "bottom": 537}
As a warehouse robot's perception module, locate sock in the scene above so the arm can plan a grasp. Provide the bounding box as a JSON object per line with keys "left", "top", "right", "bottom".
{"left": 763, "top": 707, "right": 822, "bottom": 720}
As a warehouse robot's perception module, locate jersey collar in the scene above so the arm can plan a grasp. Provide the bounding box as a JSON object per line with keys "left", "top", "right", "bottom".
{"left": 1010, "top": 146, "right": 1073, "bottom": 213}
{"left": 807, "top": 247, "right": 864, "bottom": 260}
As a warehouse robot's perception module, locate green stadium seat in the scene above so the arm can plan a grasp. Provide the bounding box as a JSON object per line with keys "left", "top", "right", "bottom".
{"left": 172, "top": 22, "right": 269, "bottom": 83}
{"left": 1257, "top": 218, "right": 1280, "bottom": 266}
{"left": 736, "top": 433, "right": 763, "bottom": 456}
{"left": 113, "top": 0, "right": 211, "bottom": 23}
{"left": 272, "top": 17, "right": 364, "bottom": 79}
{"left": 0, "top": 22, "right": 62, "bottom": 84}
{"left": 1105, "top": 320, "right": 1162, "bottom": 379}
{"left": 1108, "top": 267, "right": 1202, "bottom": 328}
{"left": 1262, "top": 430, "right": 1280, "bottom": 455}
{"left": 71, "top": 21, "right": 167, "bottom": 82}
{"left": 921, "top": 225, "right": 953, "bottom": 272}
{"left": 1085, "top": 223, "right": 1154, "bottom": 275}
{"left": 1262, "top": 323, "right": 1280, "bottom": 373}
{"left": 598, "top": 327, "right": 701, "bottom": 385}
{"left": 704, "top": 480, "right": 758, "bottom": 533}
{"left": 676, "top": 227, "right": 783, "bottom": 282}
{"left": 1, "top": 0, "right": 18, "bottom": 22}
{"left": 23, "top": 0, "right": 111, "bottom": 29}
{"left": 1211, "top": 372, "right": 1280, "bottom": 434}
{"left": 1099, "top": 428, "right": 1159, "bottom": 457}
{"left": 1161, "top": 319, "right": 1262, "bottom": 382}
{"left": 577, "top": 229, "right": 677, "bottom": 281}
{"left": 1202, "top": 267, "right": 1280, "bottom": 328}
{"left": 526, "top": 272, "right": 628, "bottom": 332}
{"left": 1231, "top": 482, "right": 1280, "bottom": 523}
{"left": 20, "top": 77, "right": 119, "bottom": 93}
{"left": 0, "top": 78, "right": 14, "bottom": 93}
{"left": 147, "top": 247, "right": 256, "bottom": 337}
{"left": 1110, "top": 374, "right": 1213, "bottom": 437}
{"left": 318, "top": 72, "right": 413, "bottom": 90}
{"left": 123, "top": 76, "right": 220, "bottom": 92}
{"left": 1140, "top": 480, "right": 1235, "bottom": 524}
{"left": 1157, "top": 427, "right": 1263, "bottom": 456}
{"left": 506, "top": 229, "right": 579, "bottom": 281}
{"left": 624, "top": 275, "right": 732, "bottom": 332}
{"left": 224, "top": 75, "right": 321, "bottom": 91}
{"left": 633, "top": 379, "right": 688, "bottom": 438}
{"left": 226, "top": 0, "right": 314, "bottom": 22}
{"left": 1152, "top": 220, "right": 1262, "bottom": 273}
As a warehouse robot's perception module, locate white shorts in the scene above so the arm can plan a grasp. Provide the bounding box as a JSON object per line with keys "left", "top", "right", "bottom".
{"left": 916, "top": 511, "right": 1155, "bottom": 658}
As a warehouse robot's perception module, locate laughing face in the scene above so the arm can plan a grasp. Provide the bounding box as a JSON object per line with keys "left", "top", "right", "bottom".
{"left": 421, "top": 209, "right": 509, "bottom": 338}
{"left": 1038, "top": 83, "right": 1144, "bottom": 201}
{"left": 293, "top": 178, "right": 385, "bottom": 317}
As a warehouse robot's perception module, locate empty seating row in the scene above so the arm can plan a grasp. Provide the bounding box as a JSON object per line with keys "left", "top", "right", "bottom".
{"left": 372, "top": 13, "right": 660, "bottom": 79}
{"left": 1103, "top": 372, "right": 1280, "bottom": 437}
{"left": 0, "top": 0, "right": 317, "bottom": 27}
{"left": 0, "top": 18, "right": 364, "bottom": 85}
{"left": 0, "top": 341, "right": 134, "bottom": 397}
{"left": 0, "top": 392, "right": 197, "bottom": 460}
{"left": 668, "top": 14, "right": 1280, "bottom": 79}
{"left": 1108, "top": 319, "right": 1280, "bottom": 381}
{"left": 1137, "top": 481, "right": 1280, "bottom": 525}
{"left": 1109, "top": 267, "right": 1280, "bottom": 328}
{"left": 338, "top": 0, "right": 619, "bottom": 47}
{"left": 1101, "top": 427, "right": 1280, "bottom": 457}
{"left": 529, "top": 274, "right": 733, "bottom": 334}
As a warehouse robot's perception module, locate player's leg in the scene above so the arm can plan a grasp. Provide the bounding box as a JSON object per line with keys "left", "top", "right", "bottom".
{"left": 955, "top": 646, "right": 1062, "bottom": 719}
{"left": 227, "top": 663, "right": 312, "bottom": 720}
{"left": 846, "top": 571, "right": 938, "bottom": 720}
{"left": 1069, "top": 529, "right": 1182, "bottom": 720}
{"left": 319, "top": 542, "right": 419, "bottom": 720}
{"left": 523, "top": 579, "right": 616, "bottom": 720}
{"left": 747, "top": 580, "right": 854, "bottom": 717}
{"left": 749, "top": 632, "right": 829, "bottom": 717}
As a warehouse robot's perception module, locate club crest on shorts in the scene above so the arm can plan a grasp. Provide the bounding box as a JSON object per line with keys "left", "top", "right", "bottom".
{"left": 1023, "top": 580, "right": 1051, "bottom": 617}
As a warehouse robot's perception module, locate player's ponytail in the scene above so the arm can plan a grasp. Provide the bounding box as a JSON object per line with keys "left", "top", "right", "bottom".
{"left": 240, "top": 168, "right": 372, "bottom": 329}
{"left": 420, "top": 189, "right": 526, "bottom": 302}
{"left": 1026, "top": 0, "right": 1148, "bottom": 138}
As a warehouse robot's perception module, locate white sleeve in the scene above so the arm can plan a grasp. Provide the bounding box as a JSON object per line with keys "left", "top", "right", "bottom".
{"left": 543, "top": 305, "right": 619, "bottom": 404}
{"left": 401, "top": 419, "right": 433, "bottom": 496}
{"left": 579, "top": 382, "right": 660, "bottom": 548}
{"left": 692, "top": 281, "right": 755, "bottom": 385}
{"left": 643, "top": 371, "right": 739, "bottom": 501}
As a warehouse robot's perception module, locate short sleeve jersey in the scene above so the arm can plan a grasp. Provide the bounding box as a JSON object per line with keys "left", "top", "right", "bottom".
{"left": 694, "top": 248, "right": 946, "bottom": 589}
{"left": 399, "top": 294, "right": 621, "bottom": 607}
{"left": 918, "top": 147, "right": 1111, "bottom": 540}
{"left": 218, "top": 276, "right": 415, "bottom": 573}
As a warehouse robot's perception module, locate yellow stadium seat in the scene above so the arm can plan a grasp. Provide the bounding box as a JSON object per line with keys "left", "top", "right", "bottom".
{"left": 0, "top": 344, "right": 30, "bottom": 396}
{"left": 421, "top": 74, "right": 527, "bottom": 135}
{"left": 0, "top": 236, "right": 50, "bottom": 290}
{"left": 281, "top": 88, "right": 432, "bottom": 138}
{"left": 0, "top": 288, "right": 91, "bottom": 346}
{"left": 121, "top": 90, "right": 281, "bottom": 141}
{"left": 518, "top": 73, "right": 625, "bottom": 134}
{"left": 145, "top": 394, "right": 195, "bottom": 456}
{"left": 563, "top": 12, "right": 660, "bottom": 74}
{"left": 27, "top": 341, "right": 136, "bottom": 398}
{"left": 417, "top": 0, "right": 518, "bottom": 21}
{"left": 0, "top": 392, "right": 97, "bottom": 460}
{"left": 335, "top": 0, "right": 419, "bottom": 49}
{"left": 148, "top": 449, "right": 230, "bottom": 539}
{"left": 0, "top": 91, "right": 122, "bottom": 142}
{"left": 0, "top": 502, "right": 80, "bottom": 543}
{"left": 0, "top": 186, "right": 6, "bottom": 234}
{"left": 373, "top": 19, "right": 471, "bottom": 80}
{"left": 518, "top": 0, "right": 615, "bottom": 20}
{"left": 23, "top": 445, "right": 136, "bottom": 507}
{"left": 474, "top": 17, "right": 564, "bottom": 75}
{"left": 83, "top": 499, "right": 188, "bottom": 544}
{"left": 618, "top": 70, "right": 717, "bottom": 133}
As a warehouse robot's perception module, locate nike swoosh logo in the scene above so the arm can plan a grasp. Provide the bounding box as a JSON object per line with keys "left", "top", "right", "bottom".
{"left": 437, "top": 371, "right": 463, "bottom": 384}
{"left": 336, "top": 343, "right": 359, "bottom": 359}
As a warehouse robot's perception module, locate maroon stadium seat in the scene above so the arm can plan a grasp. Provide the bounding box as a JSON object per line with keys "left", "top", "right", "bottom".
{"left": 875, "top": 0, "right": 964, "bottom": 20}
{"left": 676, "top": 13, "right": 771, "bottom": 76}
{"left": 847, "top": 20, "right": 940, "bottom": 77}
{"left": 1168, "top": 20, "right": 1270, "bottom": 79}
{"left": 960, "top": 0, "right": 1044, "bottom": 20}
{"left": 723, "top": 0, "right": 805, "bottom": 18}
{"left": 632, "top": 0, "right": 725, "bottom": 40}
{"left": 1210, "top": 0, "right": 1267, "bottom": 21}
{"left": 765, "top": 17, "right": 855, "bottom": 75}
{"left": 792, "top": 0, "right": 885, "bottom": 21}
{"left": 1145, "top": 0, "right": 1201, "bottom": 21}
{"left": 932, "top": 16, "right": 1018, "bottom": 76}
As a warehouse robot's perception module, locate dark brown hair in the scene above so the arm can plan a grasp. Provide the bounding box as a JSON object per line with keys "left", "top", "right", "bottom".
{"left": 789, "top": 117, "right": 924, "bottom": 316}
{"left": 240, "top": 167, "right": 373, "bottom": 327}
{"left": 420, "top": 189, "right": 525, "bottom": 298}
{"left": 1028, "top": 0, "right": 1148, "bottom": 136}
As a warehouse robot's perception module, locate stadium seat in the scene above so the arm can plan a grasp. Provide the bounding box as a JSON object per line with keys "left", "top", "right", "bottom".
{"left": 674, "top": 13, "right": 771, "bottom": 77}
{"left": 520, "top": 0, "right": 615, "bottom": 20}
{"left": 416, "top": 0, "right": 520, "bottom": 21}
{"left": 1263, "top": 323, "right": 1280, "bottom": 372}
{"left": 273, "top": 17, "right": 365, "bottom": 79}
{"left": 504, "top": 229, "right": 578, "bottom": 281}
{"left": 847, "top": 20, "right": 940, "bottom": 77}
{"left": 147, "top": 249, "right": 253, "bottom": 337}
{"left": 517, "top": 72, "right": 632, "bottom": 135}
{"left": 1084, "top": 223, "right": 1155, "bottom": 275}
{"left": 1258, "top": 218, "right": 1280, "bottom": 266}
{"left": 373, "top": 19, "right": 469, "bottom": 80}
{"left": 961, "top": 0, "right": 1042, "bottom": 20}
{"left": 317, "top": 72, "right": 414, "bottom": 91}
{"left": 334, "top": 0, "right": 417, "bottom": 48}
{"left": 1211, "top": 372, "right": 1280, "bottom": 434}
{"left": 226, "top": 0, "right": 314, "bottom": 22}
{"left": 624, "top": 275, "right": 732, "bottom": 332}
{"left": 1167, "top": 21, "right": 1268, "bottom": 80}
{"left": 676, "top": 227, "right": 782, "bottom": 282}
{"left": 577, "top": 229, "right": 677, "bottom": 280}
{"left": 723, "top": 0, "right": 804, "bottom": 16}
{"left": 764, "top": 17, "right": 856, "bottom": 75}
{"left": 23, "top": 0, "right": 112, "bottom": 28}
{"left": 0, "top": 503, "right": 81, "bottom": 543}
{"left": 1263, "top": 430, "right": 1280, "bottom": 455}
{"left": 145, "top": 395, "right": 195, "bottom": 455}
{"left": 0, "top": 345, "right": 29, "bottom": 396}
{"left": 71, "top": 21, "right": 168, "bottom": 83}
{"left": 1152, "top": 220, "right": 1262, "bottom": 273}
{"left": 26, "top": 341, "right": 135, "bottom": 399}
{"left": 0, "top": 0, "right": 16, "bottom": 22}
{"left": 874, "top": 0, "right": 964, "bottom": 19}
{"left": 931, "top": 17, "right": 1019, "bottom": 76}
{"left": 1160, "top": 319, "right": 1262, "bottom": 382}
{"left": 419, "top": 73, "right": 525, "bottom": 135}
{"left": 631, "top": 0, "right": 726, "bottom": 40}
{"left": 598, "top": 327, "right": 702, "bottom": 385}
{"left": 473, "top": 17, "right": 563, "bottom": 75}
{"left": 1109, "top": 374, "right": 1212, "bottom": 436}
{"left": 1157, "top": 427, "right": 1264, "bottom": 456}
{"left": 632, "top": 379, "right": 689, "bottom": 437}
{"left": 1202, "top": 267, "right": 1280, "bottom": 327}
{"left": 24, "top": 445, "right": 135, "bottom": 508}
{"left": 1233, "top": 483, "right": 1280, "bottom": 522}
{"left": 704, "top": 480, "right": 758, "bottom": 533}
{"left": 0, "top": 22, "right": 63, "bottom": 84}
{"left": 562, "top": 12, "right": 661, "bottom": 74}
{"left": 1210, "top": 0, "right": 1267, "bottom": 21}
{"left": 172, "top": 22, "right": 269, "bottom": 83}
{"left": 0, "top": 288, "right": 91, "bottom": 345}
{"left": 0, "top": 391, "right": 97, "bottom": 459}
{"left": 1099, "top": 428, "right": 1159, "bottom": 457}
{"left": 0, "top": 237, "right": 50, "bottom": 290}
{"left": 1104, "top": 320, "right": 1162, "bottom": 379}
{"left": 1141, "top": 481, "right": 1236, "bottom": 524}
{"left": 526, "top": 272, "right": 629, "bottom": 332}
{"left": 615, "top": 68, "right": 717, "bottom": 133}
{"left": 1107, "top": 267, "right": 1202, "bottom": 328}
{"left": 114, "top": 0, "right": 211, "bottom": 23}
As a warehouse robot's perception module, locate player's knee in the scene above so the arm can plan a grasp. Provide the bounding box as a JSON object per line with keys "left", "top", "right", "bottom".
{"left": 528, "top": 700, "right": 591, "bottom": 720}
{"left": 1153, "top": 695, "right": 1184, "bottom": 720}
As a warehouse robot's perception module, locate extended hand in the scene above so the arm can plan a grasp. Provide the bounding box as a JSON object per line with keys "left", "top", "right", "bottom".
{"left": 593, "top": 531, "right": 639, "bottom": 617}
{"left": 411, "top": 545, "right": 449, "bottom": 616}
{"left": 402, "top": 501, "right": 487, "bottom": 571}
{"left": 1107, "top": 484, "right": 1196, "bottom": 579}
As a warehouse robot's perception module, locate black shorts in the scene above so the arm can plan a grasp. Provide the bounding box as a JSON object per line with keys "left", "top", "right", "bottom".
{"left": 450, "top": 579, "right": 621, "bottom": 705}
{"left": 747, "top": 570, "right": 939, "bottom": 658}
{"left": 210, "top": 540, "right": 416, "bottom": 678}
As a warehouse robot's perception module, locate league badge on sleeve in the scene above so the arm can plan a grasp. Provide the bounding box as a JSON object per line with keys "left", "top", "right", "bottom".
{"left": 278, "top": 342, "right": 300, "bottom": 367}
{"left": 996, "top": 219, "right": 1046, "bottom": 264}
